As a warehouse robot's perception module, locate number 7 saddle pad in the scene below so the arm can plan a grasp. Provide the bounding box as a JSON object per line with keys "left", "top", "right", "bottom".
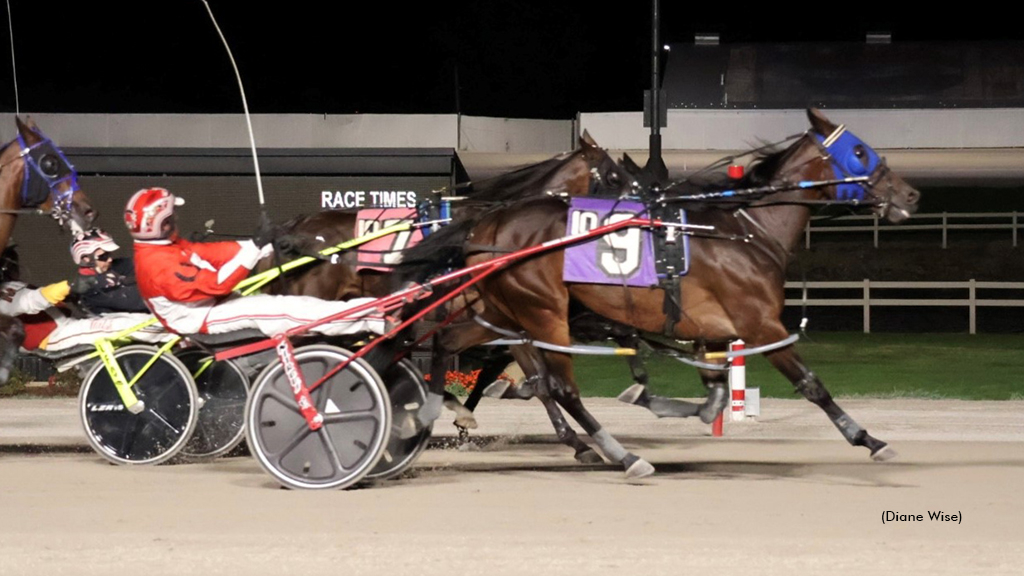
{"left": 355, "top": 208, "right": 424, "bottom": 271}
{"left": 563, "top": 197, "right": 689, "bottom": 287}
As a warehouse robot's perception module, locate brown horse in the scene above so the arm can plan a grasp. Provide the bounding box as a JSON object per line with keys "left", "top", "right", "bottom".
{"left": 0, "top": 116, "right": 97, "bottom": 382}
{"left": 390, "top": 109, "right": 921, "bottom": 478}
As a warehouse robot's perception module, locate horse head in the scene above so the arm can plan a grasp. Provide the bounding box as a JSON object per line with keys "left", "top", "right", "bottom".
{"left": 801, "top": 108, "right": 920, "bottom": 223}
{"left": 6, "top": 116, "right": 96, "bottom": 233}
{"left": 571, "top": 130, "right": 638, "bottom": 197}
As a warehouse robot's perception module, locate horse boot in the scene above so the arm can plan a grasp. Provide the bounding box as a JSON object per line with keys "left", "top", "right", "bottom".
{"left": 616, "top": 383, "right": 702, "bottom": 419}
{"left": 697, "top": 383, "right": 729, "bottom": 424}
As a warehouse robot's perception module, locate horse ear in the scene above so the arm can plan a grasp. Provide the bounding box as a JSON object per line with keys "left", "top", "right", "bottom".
{"left": 15, "top": 115, "right": 42, "bottom": 144}
{"left": 807, "top": 108, "right": 836, "bottom": 136}
{"left": 579, "top": 130, "right": 598, "bottom": 149}
{"left": 620, "top": 153, "right": 641, "bottom": 175}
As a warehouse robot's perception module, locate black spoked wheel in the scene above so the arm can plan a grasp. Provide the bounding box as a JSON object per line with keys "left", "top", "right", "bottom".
{"left": 245, "top": 344, "right": 391, "bottom": 490}
{"left": 366, "top": 358, "right": 432, "bottom": 481}
{"left": 176, "top": 349, "right": 250, "bottom": 460}
{"left": 79, "top": 345, "right": 198, "bottom": 466}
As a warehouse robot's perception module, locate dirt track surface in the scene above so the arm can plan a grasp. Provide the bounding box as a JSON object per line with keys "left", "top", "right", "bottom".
{"left": 2, "top": 398, "right": 1023, "bottom": 575}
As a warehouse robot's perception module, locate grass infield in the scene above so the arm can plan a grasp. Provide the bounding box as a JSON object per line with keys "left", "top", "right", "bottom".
{"left": 573, "top": 332, "right": 1024, "bottom": 401}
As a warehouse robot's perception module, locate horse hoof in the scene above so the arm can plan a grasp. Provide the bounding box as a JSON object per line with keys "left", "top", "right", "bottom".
{"left": 625, "top": 458, "right": 655, "bottom": 479}
{"left": 575, "top": 449, "right": 604, "bottom": 465}
{"left": 698, "top": 407, "right": 720, "bottom": 425}
{"left": 482, "top": 380, "right": 511, "bottom": 398}
{"left": 871, "top": 445, "right": 898, "bottom": 462}
{"left": 616, "top": 383, "right": 646, "bottom": 405}
{"left": 453, "top": 414, "right": 478, "bottom": 429}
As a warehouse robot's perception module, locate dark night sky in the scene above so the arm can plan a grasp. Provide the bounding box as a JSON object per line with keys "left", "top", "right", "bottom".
{"left": 2, "top": 1, "right": 1022, "bottom": 119}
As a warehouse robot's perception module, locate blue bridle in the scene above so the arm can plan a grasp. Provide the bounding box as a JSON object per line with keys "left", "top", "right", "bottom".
{"left": 813, "top": 125, "right": 885, "bottom": 202}
{"left": 9, "top": 127, "right": 80, "bottom": 216}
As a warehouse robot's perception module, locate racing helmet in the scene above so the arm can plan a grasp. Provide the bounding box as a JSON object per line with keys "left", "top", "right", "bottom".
{"left": 71, "top": 228, "right": 120, "bottom": 266}
{"left": 124, "top": 187, "right": 185, "bottom": 241}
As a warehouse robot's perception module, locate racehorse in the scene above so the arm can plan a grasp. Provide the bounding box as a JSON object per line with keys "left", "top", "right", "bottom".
{"left": 388, "top": 109, "right": 921, "bottom": 478}
{"left": 0, "top": 116, "right": 97, "bottom": 383}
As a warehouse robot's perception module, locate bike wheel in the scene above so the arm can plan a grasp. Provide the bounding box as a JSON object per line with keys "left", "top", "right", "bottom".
{"left": 176, "top": 349, "right": 250, "bottom": 460}
{"left": 79, "top": 345, "right": 198, "bottom": 466}
{"left": 245, "top": 344, "right": 391, "bottom": 490}
{"left": 366, "top": 358, "right": 432, "bottom": 480}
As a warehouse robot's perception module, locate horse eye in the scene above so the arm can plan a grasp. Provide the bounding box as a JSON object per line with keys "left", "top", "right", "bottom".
{"left": 40, "top": 155, "right": 60, "bottom": 177}
{"left": 607, "top": 172, "right": 621, "bottom": 186}
{"left": 853, "top": 145, "right": 867, "bottom": 159}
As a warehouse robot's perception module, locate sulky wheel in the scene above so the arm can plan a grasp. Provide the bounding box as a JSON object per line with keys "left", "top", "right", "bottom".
{"left": 79, "top": 345, "right": 198, "bottom": 466}
{"left": 176, "top": 349, "right": 250, "bottom": 460}
{"left": 245, "top": 344, "right": 391, "bottom": 490}
{"left": 366, "top": 358, "right": 432, "bottom": 481}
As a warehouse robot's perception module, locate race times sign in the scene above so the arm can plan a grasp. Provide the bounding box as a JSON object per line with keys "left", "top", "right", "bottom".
{"left": 321, "top": 190, "right": 418, "bottom": 209}
{"left": 563, "top": 197, "right": 657, "bottom": 287}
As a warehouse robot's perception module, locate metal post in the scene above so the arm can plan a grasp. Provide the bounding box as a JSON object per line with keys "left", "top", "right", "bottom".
{"left": 805, "top": 221, "right": 811, "bottom": 250}
{"left": 649, "top": 0, "right": 662, "bottom": 170}
{"left": 863, "top": 279, "right": 871, "bottom": 334}
{"left": 942, "top": 212, "right": 948, "bottom": 249}
{"left": 1013, "top": 211, "right": 1018, "bottom": 248}
{"left": 969, "top": 279, "right": 977, "bottom": 335}
{"left": 873, "top": 214, "right": 879, "bottom": 248}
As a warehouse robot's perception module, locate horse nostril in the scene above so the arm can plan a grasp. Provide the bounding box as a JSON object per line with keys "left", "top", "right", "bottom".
{"left": 907, "top": 190, "right": 921, "bottom": 204}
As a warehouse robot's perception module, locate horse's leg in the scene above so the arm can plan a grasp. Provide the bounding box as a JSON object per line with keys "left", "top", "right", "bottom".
{"left": 617, "top": 341, "right": 729, "bottom": 423}
{"left": 513, "top": 344, "right": 603, "bottom": 464}
{"left": 761, "top": 335, "right": 895, "bottom": 461}
{"left": 0, "top": 315, "right": 26, "bottom": 385}
{"left": 539, "top": 351, "right": 654, "bottom": 478}
{"left": 463, "top": 348, "right": 515, "bottom": 412}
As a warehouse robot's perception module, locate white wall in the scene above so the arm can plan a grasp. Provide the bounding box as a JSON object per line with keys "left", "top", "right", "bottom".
{"left": 459, "top": 116, "right": 572, "bottom": 153}
{"left": 579, "top": 109, "right": 1024, "bottom": 150}
{"left": 6, "top": 109, "right": 1023, "bottom": 152}
{"left": 0, "top": 113, "right": 575, "bottom": 152}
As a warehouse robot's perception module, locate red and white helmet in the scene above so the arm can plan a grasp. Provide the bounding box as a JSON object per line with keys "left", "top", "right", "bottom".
{"left": 71, "top": 229, "right": 120, "bottom": 266}
{"left": 124, "top": 187, "right": 185, "bottom": 241}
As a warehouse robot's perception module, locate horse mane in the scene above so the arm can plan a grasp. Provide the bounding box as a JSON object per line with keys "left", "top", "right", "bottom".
{"left": 460, "top": 151, "right": 577, "bottom": 204}
{"left": 663, "top": 139, "right": 798, "bottom": 198}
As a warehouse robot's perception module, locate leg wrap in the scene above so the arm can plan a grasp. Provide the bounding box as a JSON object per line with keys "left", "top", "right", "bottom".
{"left": 592, "top": 428, "right": 628, "bottom": 463}
{"left": 831, "top": 413, "right": 867, "bottom": 446}
{"left": 793, "top": 371, "right": 833, "bottom": 405}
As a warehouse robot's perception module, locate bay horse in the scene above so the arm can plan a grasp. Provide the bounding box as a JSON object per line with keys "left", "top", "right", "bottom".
{"left": 0, "top": 116, "right": 97, "bottom": 383}
{"left": 388, "top": 109, "right": 921, "bottom": 478}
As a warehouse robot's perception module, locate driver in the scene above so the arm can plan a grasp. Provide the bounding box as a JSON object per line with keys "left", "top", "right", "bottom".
{"left": 124, "top": 187, "right": 385, "bottom": 337}
{"left": 0, "top": 244, "right": 168, "bottom": 353}
{"left": 69, "top": 228, "right": 149, "bottom": 314}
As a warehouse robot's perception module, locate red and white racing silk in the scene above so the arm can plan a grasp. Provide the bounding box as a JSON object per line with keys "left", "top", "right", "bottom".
{"left": 134, "top": 235, "right": 385, "bottom": 337}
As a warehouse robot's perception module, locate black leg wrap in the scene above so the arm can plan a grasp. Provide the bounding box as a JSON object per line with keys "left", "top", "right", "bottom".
{"left": 793, "top": 371, "right": 833, "bottom": 405}
{"left": 831, "top": 413, "right": 867, "bottom": 446}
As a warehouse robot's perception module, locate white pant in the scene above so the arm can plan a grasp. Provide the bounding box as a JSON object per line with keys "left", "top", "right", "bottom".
{"left": 42, "top": 313, "right": 173, "bottom": 351}
{"left": 197, "top": 295, "right": 385, "bottom": 337}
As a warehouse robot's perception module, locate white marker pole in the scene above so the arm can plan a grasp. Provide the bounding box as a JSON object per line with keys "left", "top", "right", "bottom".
{"left": 729, "top": 339, "right": 746, "bottom": 421}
